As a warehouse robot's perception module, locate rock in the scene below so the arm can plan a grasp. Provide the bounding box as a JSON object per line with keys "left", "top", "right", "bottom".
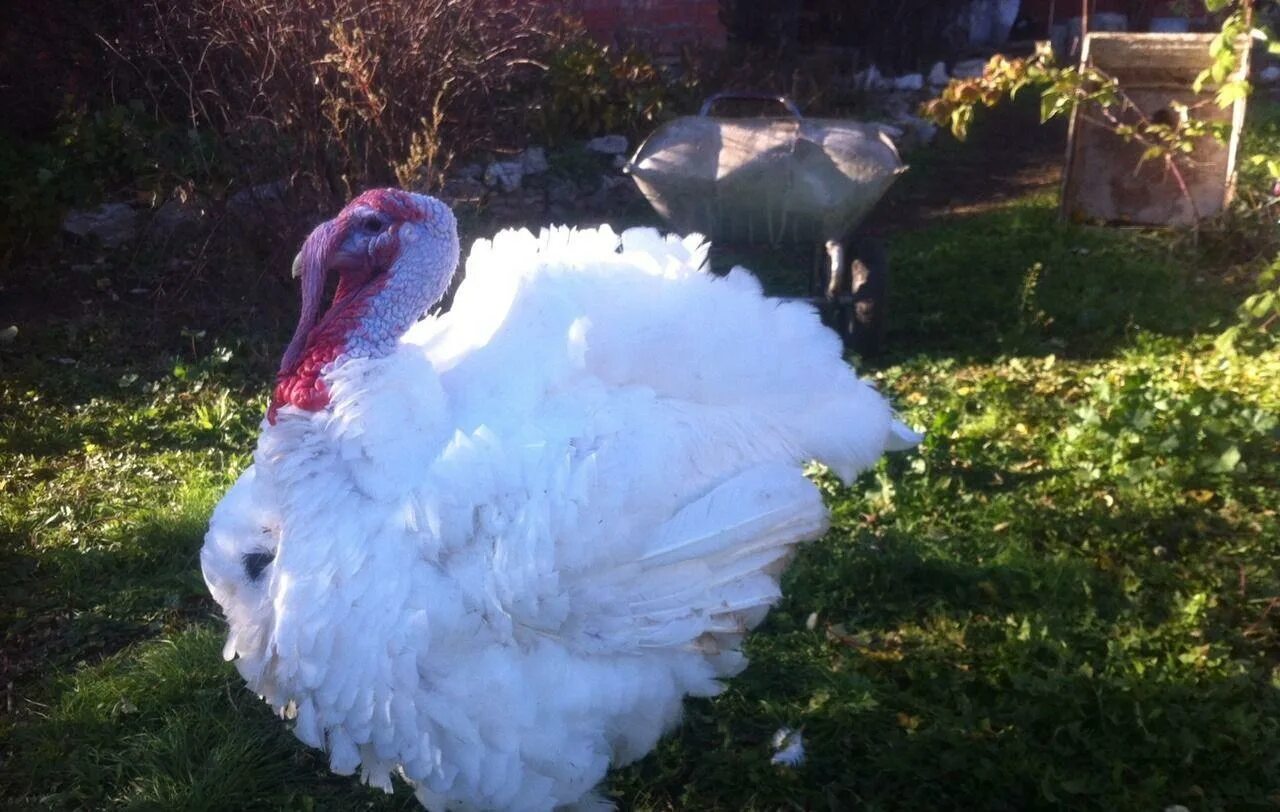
{"left": 892, "top": 73, "right": 924, "bottom": 92}
{"left": 892, "top": 115, "right": 939, "bottom": 152}
{"left": 62, "top": 203, "right": 138, "bottom": 248}
{"left": 521, "top": 189, "right": 548, "bottom": 218}
{"left": 859, "top": 64, "right": 887, "bottom": 92}
{"left": 952, "top": 58, "right": 987, "bottom": 79}
{"left": 880, "top": 93, "right": 915, "bottom": 120}
{"left": 547, "top": 178, "right": 578, "bottom": 206}
{"left": 1259, "top": 65, "right": 1280, "bottom": 85}
{"left": 227, "top": 181, "right": 288, "bottom": 221}
{"left": 586, "top": 134, "right": 628, "bottom": 155}
{"left": 439, "top": 176, "right": 486, "bottom": 205}
{"left": 519, "top": 147, "right": 549, "bottom": 175}
{"left": 928, "top": 61, "right": 950, "bottom": 86}
{"left": 612, "top": 155, "right": 629, "bottom": 171}
{"left": 149, "top": 191, "right": 209, "bottom": 241}
{"left": 916, "top": 120, "right": 939, "bottom": 146}
{"left": 454, "top": 163, "right": 484, "bottom": 180}
{"left": 483, "top": 161, "right": 524, "bottom": 192}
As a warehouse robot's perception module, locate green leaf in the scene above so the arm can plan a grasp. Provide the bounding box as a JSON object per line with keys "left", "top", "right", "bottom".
{"left": 1139, "top": 145, "right": 1165, "bottom": 165}
{"left": 1215, "top": 81, "right": 1250, "bottom": 107}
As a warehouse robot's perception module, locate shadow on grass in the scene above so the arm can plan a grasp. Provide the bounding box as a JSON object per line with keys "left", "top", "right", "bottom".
{"left": 0, "top": 486, "right": 218, "bottom": 690}
{"left": 881, "top": 200, "right": 1241, "bottom": 364}
{"left": 1, "top": 351, "right": 265, "bottom": 461}
{"left": 0, "top": 626, "right": 421, "bottom": 811}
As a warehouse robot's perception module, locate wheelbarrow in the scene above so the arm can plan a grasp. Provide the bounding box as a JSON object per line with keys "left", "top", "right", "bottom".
{"left": 625, "top": 92, "right": 906, "bottom": 354}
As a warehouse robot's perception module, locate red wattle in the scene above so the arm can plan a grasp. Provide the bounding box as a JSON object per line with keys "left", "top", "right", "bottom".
{"left": 267, "top": 274, "right": 391, "bottom": 424}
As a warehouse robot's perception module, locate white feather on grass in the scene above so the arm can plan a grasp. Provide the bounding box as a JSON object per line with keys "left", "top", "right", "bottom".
{"left": 770, "top": 727, "right": 806, "bottom": 767}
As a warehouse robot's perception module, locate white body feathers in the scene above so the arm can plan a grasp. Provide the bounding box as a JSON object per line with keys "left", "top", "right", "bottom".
{"left": 203, "top": 226, "right": 918, "bottom": 810}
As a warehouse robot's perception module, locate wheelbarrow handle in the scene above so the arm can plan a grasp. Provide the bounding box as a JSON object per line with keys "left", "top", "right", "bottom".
{"left": 698, "top": 92, "right": 803, "bottom": 119}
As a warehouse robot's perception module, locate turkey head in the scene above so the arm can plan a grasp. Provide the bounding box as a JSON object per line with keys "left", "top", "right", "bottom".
{"left": 270, "top": 190, "right": 459, "bottom": 423}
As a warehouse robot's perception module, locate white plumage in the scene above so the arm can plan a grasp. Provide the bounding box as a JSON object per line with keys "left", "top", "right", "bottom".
{"left": 203, "top": 217, "right": 918, "bottom": 811}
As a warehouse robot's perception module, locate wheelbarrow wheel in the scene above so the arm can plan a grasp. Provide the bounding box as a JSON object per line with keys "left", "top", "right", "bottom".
{"left": 833, "top": 237, "right": 888, "bottom": 356}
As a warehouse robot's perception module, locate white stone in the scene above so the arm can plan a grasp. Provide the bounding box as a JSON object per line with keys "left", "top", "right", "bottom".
{"left": 586, "top": 135, "right": 628, "bottom": 155}
{"left": 1259, "top": 65, "right": 1280, "bottom": 85}
{"left": 928, "top": 61, "right": 950, "bottom": 86}
{"left": 62, "top": 203, "right": 138, "bottom": 247}
{"left": 952, "top": 58, "right": 987, "bottom": 79}
{"left": 860, "top": 64, "right": 886, "bottom": 91}
{"left": 893, "top": 73, "right": 924, "bottom": 91}
{"left": 483, "top": 161, "right": 524, "bottom": 192}
{"left": 519, "top": 147, "right": 549, "bottom": 175}
{"left": 898, "top": 115, "right": 939, "bottom": 149}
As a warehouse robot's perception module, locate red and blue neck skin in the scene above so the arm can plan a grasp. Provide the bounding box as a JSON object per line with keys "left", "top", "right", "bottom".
{"left": 268, "top": 190, "right": 459, "bottom": 425}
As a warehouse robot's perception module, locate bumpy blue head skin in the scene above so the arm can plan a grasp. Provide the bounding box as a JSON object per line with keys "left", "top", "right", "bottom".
{"left": 270, "top": 190, "right": 459, "bottom": 423}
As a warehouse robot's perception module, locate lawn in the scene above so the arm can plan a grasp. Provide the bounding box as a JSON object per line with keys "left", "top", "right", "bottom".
{"left": 2, "top": 111, "right": 1279, "bottom": 810}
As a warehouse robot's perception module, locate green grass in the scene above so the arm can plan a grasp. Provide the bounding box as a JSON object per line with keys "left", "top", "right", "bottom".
{"left": 3, "top": 137, "right": 1280, "bottom": 810}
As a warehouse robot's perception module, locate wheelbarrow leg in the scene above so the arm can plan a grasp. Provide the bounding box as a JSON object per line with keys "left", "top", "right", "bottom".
{"left": 811, "top": 237, "right": 888, "bottom": 356}
{"left": 824, "top": 239, "right": 846, "bottom": 300}
{"left": 845, "top": 237, "right": 888, "bottom": 357}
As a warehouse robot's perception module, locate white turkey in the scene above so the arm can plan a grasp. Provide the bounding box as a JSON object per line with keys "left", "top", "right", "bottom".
{"left": 202, "top": 188, "right": 919, "bottom": 810}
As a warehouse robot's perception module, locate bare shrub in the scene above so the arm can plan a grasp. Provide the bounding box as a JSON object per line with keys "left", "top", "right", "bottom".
{"left": 145, "top": 0, "right": 556, "bottom": 204}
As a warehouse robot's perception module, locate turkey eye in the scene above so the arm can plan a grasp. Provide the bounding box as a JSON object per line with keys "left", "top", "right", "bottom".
{"left": 361, "top": 215, "right": 383, "bottom": 233}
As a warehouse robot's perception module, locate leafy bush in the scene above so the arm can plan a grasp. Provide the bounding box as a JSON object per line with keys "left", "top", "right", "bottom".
{"left": 0, "top": 102, "right": 215, "bottom": 253}
{"left": 531, "top": 34, "right": 701, "bottom": 145}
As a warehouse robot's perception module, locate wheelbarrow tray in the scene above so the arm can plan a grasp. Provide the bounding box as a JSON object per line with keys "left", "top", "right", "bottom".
{"left": 627, "top": 111, "right": 905, "bottom": 245}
